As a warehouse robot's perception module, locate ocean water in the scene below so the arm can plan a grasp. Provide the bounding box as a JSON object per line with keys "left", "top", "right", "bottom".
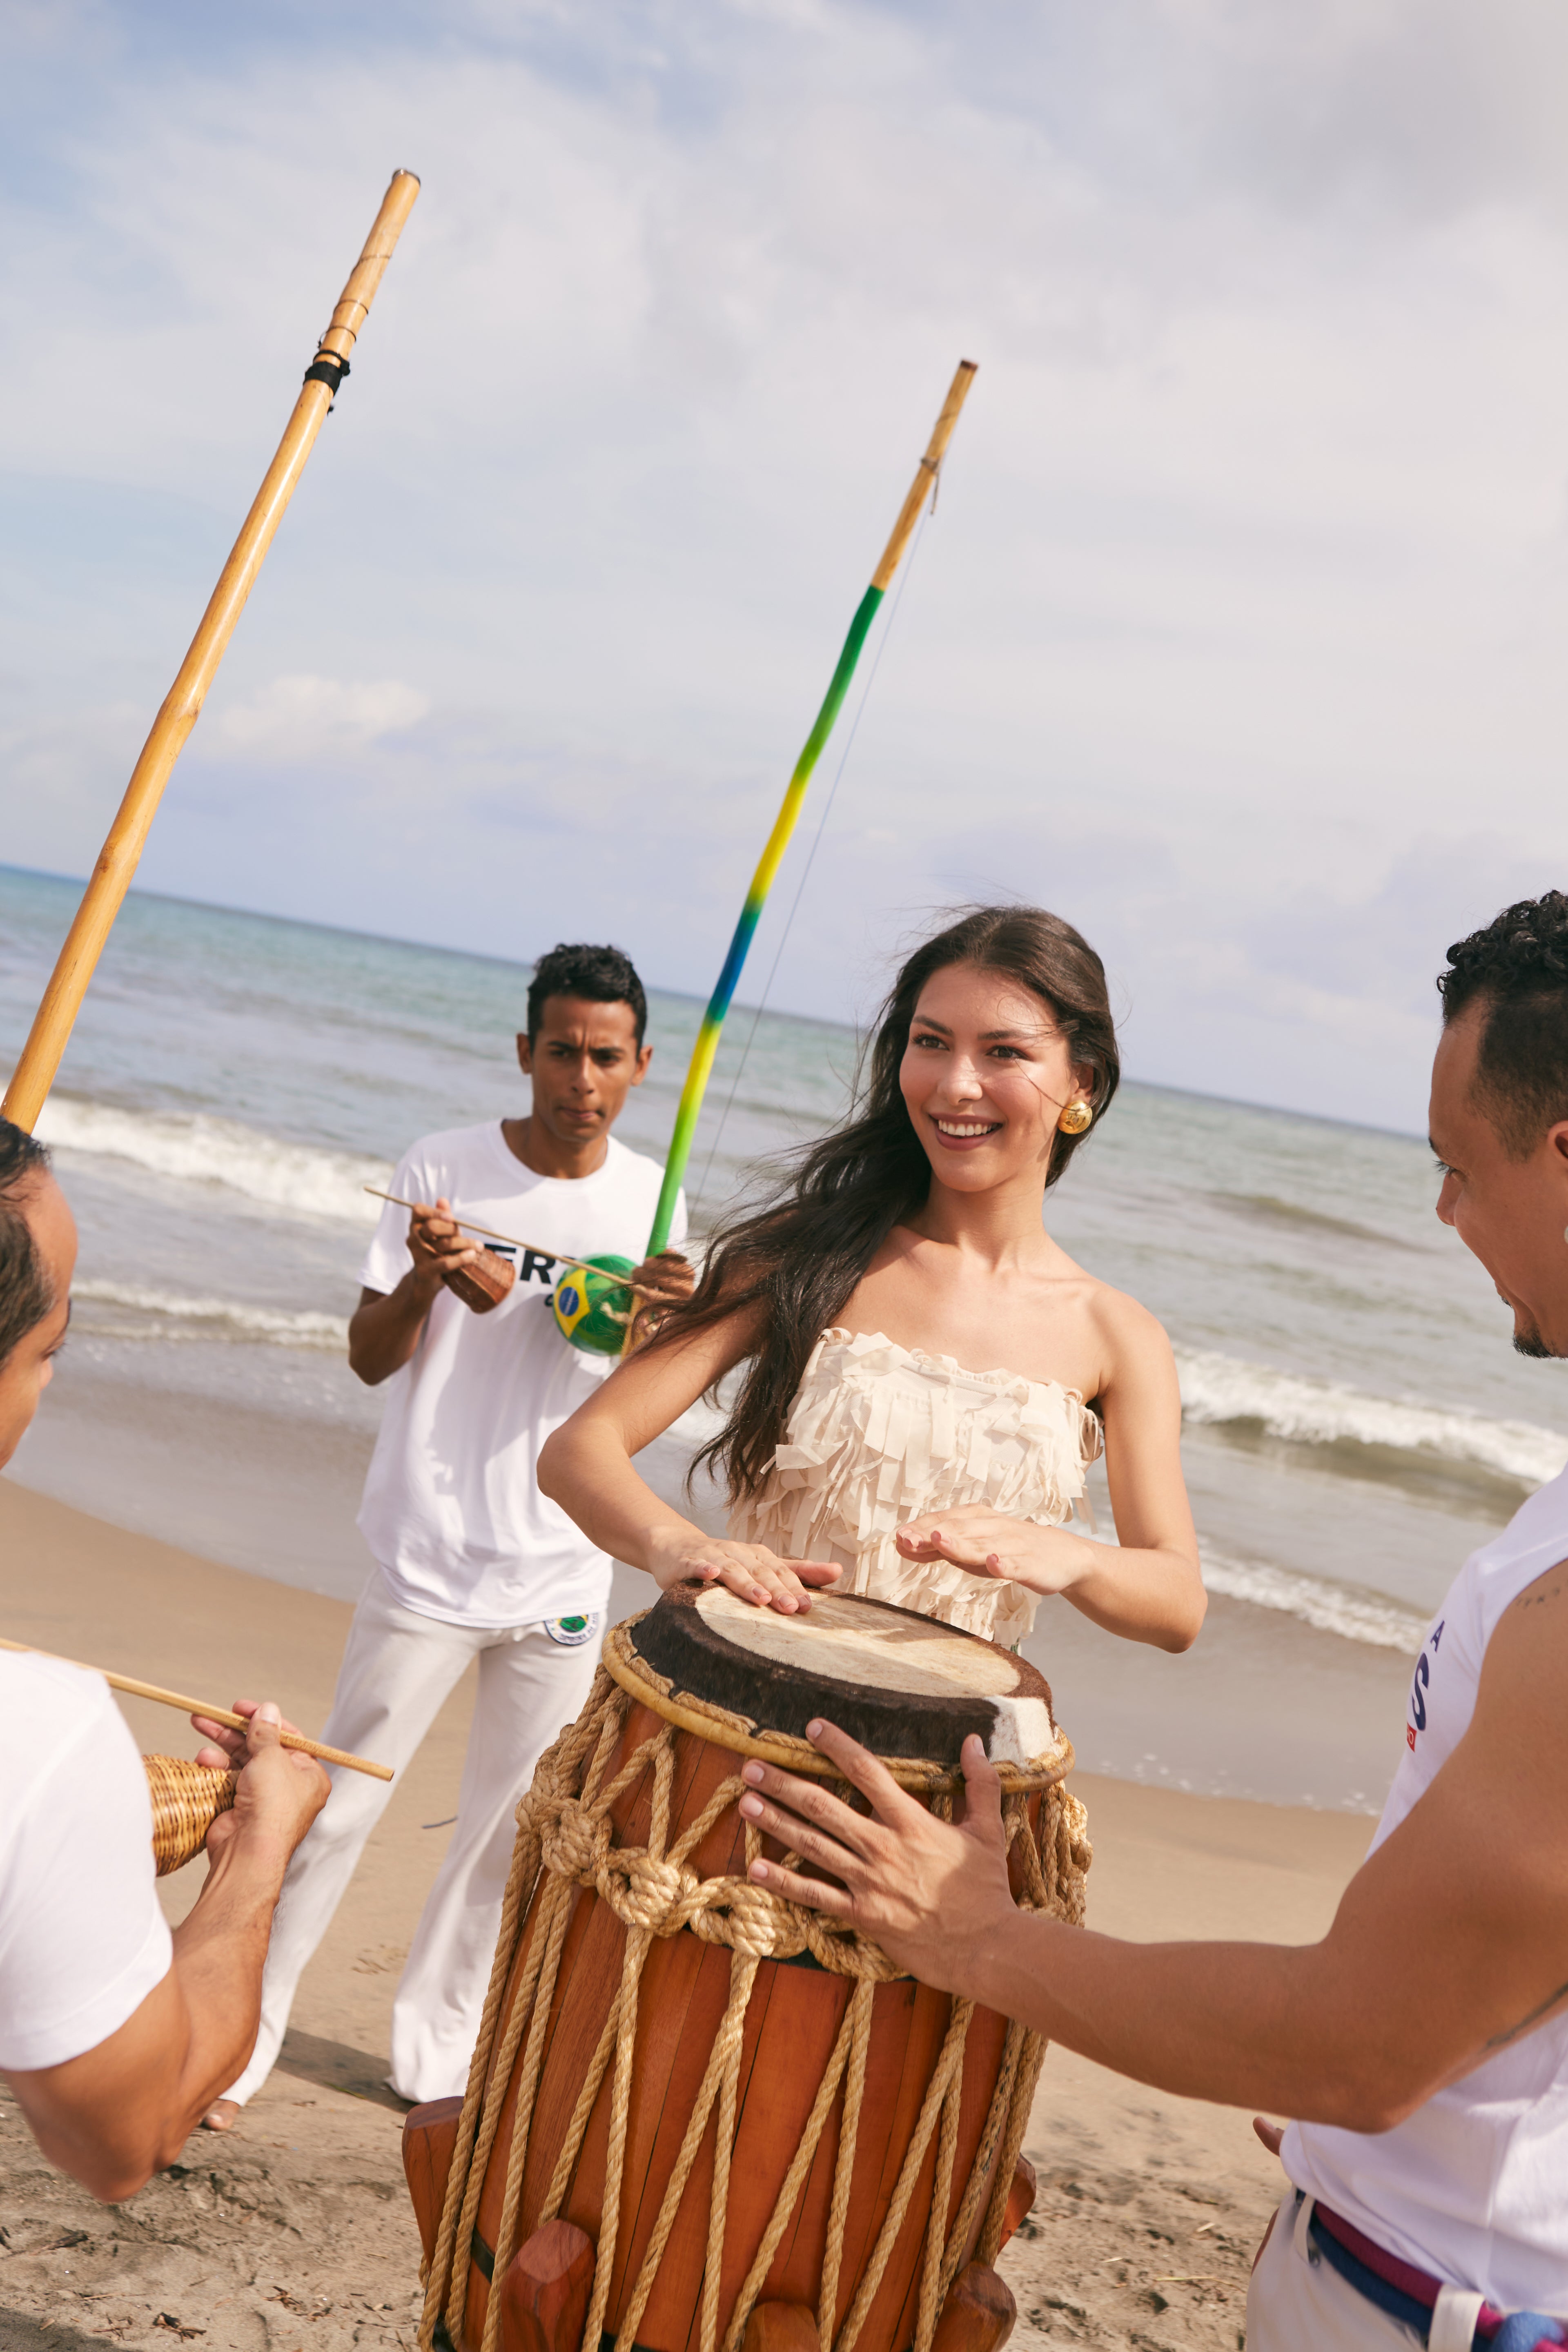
{"left": 4, "top": 863, "right": 1562, "bottom": 1811}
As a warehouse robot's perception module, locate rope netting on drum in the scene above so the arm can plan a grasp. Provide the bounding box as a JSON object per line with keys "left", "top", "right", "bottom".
{"left": 418, "top": 1635, "right": 1090, "bottom": 2352}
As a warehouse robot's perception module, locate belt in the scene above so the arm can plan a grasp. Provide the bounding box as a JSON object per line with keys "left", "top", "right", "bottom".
{"left": 1309, "top": 2200, "right": 1566, "bottom": 2350}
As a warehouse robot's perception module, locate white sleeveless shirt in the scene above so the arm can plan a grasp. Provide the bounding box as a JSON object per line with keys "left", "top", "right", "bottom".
{"left": 1284, "top": 1465, "right": 1568, "bottom": 2310}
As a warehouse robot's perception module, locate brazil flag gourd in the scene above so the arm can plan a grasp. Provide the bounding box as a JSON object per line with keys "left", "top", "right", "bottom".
{"left": 550, "top": 1254, "right": 637, "bottom": 1355}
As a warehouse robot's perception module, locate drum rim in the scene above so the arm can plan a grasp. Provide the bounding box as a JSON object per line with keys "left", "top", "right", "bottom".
{"left": 603, "top": 1614, "right": 1075, "bottom": 1793}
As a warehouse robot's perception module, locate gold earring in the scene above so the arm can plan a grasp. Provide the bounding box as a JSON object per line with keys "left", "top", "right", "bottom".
{"left": 1057, "top": 1098, "right": 1093, "bottom": 1136}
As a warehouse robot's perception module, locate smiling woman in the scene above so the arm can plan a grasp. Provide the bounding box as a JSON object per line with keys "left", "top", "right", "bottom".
{"left": 539, "top": 905, "right": 1206, "bottom": 1655}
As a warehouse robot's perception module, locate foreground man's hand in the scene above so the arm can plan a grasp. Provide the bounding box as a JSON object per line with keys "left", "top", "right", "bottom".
{"left": 189, "top": 1697, "right": 330, "bottom": 1861}
{"left": 7, "top": 1699, "right": 329, "bottom": 2199}
{"left": 738, "top": 1722, "right": 1015, "bottom": 1984}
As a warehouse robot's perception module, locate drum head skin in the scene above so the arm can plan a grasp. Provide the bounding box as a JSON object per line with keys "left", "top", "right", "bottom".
{"left": 630, "top": 1584, "right": 1058, "bottom": 1768}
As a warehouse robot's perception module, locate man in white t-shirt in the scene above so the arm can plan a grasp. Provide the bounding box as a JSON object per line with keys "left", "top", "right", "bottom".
{"left": 732, "top": 894, "right": 1568, "bottom": 2348}
{"left": 0, "top": 1121, "right": 327, "bottom": 2198}
{"left": 206, "top": 943, "right": 689, "bottom": 2125}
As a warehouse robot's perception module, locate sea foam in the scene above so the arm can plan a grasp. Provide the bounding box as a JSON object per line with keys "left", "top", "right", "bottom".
{"left": 35, "top": 1091, "right": 1568, "bottom": 1503}
{"left": 37, "top": 1096, "right": 388, "bottom": 1226}
{"left": 1174, "top": 1346, "right": 1568, "bottom": 1492}
{"left": 1200, "top": 1547, "right": 1428, "bottom": 1653}
{"left": 73, "top": 1280, "right": 350, "bottom": 1350}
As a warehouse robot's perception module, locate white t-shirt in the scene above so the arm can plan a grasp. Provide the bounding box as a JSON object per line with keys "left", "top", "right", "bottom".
{"left": 0, "top": 1654, "right": 172, "bottom": 2073}
{"left": 356, "top": 1122, "right": 686, "bottom": 1628}
{"left": 1285, "top": 1465, "right": 1568, "bottom": 2310}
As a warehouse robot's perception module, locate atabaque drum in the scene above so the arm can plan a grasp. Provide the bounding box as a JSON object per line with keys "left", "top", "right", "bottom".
{"left": 410, "top": 1586, "right": 1090, "bottom": 2352}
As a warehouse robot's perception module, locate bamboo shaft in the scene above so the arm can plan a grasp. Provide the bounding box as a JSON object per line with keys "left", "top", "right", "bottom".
{"left": 869, "top": 359, "right": 978, "bottom": 590}
{"left": 2, "top": 170, "right": 421, "bottom": 1135}
{"left": 0, "top": 1635, "right": 394, "bottom": 1779}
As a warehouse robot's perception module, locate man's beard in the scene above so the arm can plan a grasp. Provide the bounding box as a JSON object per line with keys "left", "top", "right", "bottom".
{"left": 1513, "top": 1321, "right": 1557, "bottom": 1360}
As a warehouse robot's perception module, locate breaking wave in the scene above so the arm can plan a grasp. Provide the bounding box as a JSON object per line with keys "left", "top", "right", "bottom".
{"left": 1200, "top": 1547, "right": 1428, "bottom": 1653}
{"left": 1175, "top": 1347, "right": 1568, "bottom": 1492}
{"left": 72, "top": 1280, "right": 350, "bottom": 1350}
{"left": 36, "top": 1096, "right": 387, "bottom": 1226}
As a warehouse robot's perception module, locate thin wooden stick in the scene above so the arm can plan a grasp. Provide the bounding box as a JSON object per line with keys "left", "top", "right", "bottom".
{"left": 0, "top": 1636, "right": 394, "bottom": 1779}
{"left": 2, "top": 170, "right": 421, "bottom": 1134}
{"left": 363, "top": 1187, "right": 640, "bottom": 1293}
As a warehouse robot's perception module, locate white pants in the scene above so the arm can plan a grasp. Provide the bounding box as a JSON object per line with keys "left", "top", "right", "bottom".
{"left": 1247, "top": 2190, "right": 1492, "bottom": 2351}
{"left": 226, "top": 1568, "right": 601, "bottom": 2107}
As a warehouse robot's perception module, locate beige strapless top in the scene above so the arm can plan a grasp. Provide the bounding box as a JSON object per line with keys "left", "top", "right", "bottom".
{"left": 728, "top": 1327, "right": 1104, "bottom": 1650}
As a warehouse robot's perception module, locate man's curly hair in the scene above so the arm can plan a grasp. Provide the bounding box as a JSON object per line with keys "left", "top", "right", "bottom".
{"left": 1438, "top": 891, "right": 1568, "bottom": 1159}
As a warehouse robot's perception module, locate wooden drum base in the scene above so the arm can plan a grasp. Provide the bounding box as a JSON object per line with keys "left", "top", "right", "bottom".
{"left": 411, "top": 1600, "right": 1083, "bottom": 2352}
{"left": 406, "top": 2106, "right": 1034, "bottom": 2352}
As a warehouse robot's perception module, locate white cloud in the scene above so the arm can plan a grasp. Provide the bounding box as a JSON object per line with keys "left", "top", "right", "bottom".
{"left": 211, "top": 675, "right": 431, "bottom": 760}
{"left": 3, "top": 2, "right": 1568, "bottom": 1131}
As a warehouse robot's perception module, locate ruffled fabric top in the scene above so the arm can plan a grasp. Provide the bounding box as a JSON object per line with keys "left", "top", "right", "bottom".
{"left": 728, "top": 1327, "right": 1103, "bottom": 1651}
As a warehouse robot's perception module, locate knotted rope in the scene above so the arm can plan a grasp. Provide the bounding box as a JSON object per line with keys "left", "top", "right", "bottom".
{"left": 418, "top": 1632, "right": 1089, "bottom": 2352}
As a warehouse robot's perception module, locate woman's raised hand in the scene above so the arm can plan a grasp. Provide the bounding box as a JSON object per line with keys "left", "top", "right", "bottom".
{"left": 647, "top": 1528, "right": 842, "bottom": 1614}
{"left": 893, "top": 1504, "right": 1088, "bottom": 1596}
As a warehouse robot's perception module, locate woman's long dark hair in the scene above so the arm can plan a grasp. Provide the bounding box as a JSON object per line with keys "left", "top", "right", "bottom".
{"left": 652, "top": 905, "right": 1120, "bottom": 1500}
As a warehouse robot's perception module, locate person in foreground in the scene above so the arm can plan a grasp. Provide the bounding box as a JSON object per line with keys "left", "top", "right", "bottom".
{"left": 0, "top": 1120, "right": 327, "bottom": 2201}
{"left": 542, "top": 905, "right": 1205, "bottom": 1655}
{"left": 733, "top": 894, "right": 1568, "bottom": 2350}
{"left": 204, "top": 943, "right": 691, "bottom": 2128}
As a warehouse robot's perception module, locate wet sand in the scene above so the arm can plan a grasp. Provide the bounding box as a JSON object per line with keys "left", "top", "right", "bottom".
{"left": 0, "top": 1485, "right": 1372, "bottom": 2351}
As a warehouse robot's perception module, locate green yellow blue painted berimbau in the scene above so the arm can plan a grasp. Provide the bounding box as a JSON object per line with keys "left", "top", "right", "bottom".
{"left": 550, "top": 1255, "right": 637, "bottom": 1354}
{"left": 640, "top": 361, "right": 978, "bottom": 1263}
{"left": 540, "top": 364, "right": 976, "bottom": 1363}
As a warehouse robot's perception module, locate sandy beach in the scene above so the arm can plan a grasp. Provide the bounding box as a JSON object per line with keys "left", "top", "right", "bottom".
{"left": 0, "top": 1481, "right": 1372, "bottom": 2352}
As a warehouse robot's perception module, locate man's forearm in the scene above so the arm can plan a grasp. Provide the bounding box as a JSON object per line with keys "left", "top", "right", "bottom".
{"left": 348, "top": 1277, "right": 435, "bottom": 1384}
{"left": 960, "top": 1913, "right": 1423, "bottom": 2133}
{"left": 7, "top": 1825, "right": 298, "bottom": 2199}
{"left": 160, "top": 1827, "right": 297, "bottom": 2129}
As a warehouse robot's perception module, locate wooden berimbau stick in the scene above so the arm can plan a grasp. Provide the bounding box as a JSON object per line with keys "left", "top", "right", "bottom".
{"left": 2, "top": 170, "right": 421, "bottom": 1135}
{"left": 362, "top": 1188, "right": 638, "bottom": 1292}
{"left": 0, "top": 1636, "right": 393, "bottom": 1780}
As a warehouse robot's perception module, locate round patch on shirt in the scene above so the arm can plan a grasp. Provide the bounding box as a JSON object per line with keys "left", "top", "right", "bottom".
{"left": 544, "top": 1612, "right": 602, "bottom": 1648}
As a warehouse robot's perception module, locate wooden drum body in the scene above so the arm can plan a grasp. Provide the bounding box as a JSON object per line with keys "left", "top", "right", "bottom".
{"left": 411, "top": 1588, "right": 1089, "bottom": 2352}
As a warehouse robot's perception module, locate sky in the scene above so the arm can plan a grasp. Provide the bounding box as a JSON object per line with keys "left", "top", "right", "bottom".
{"left": 5, "top": 1, "right": 1568, "bottom": 1132}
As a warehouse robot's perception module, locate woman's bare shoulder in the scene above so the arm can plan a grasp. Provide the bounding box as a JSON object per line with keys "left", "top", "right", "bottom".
{"left": 1079, "top": 1276, "right": 1177, "bottom": 1370}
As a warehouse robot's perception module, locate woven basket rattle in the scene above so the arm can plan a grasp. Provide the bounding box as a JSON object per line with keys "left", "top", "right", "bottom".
{"left": 144, "top": 1755, "right": 239, "bottom": 1875}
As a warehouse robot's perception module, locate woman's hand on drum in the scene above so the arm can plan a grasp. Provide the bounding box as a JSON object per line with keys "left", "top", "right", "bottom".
{"left": 736, "top": 1723, "right": 1013, "bottom": 1992}
{"left": 646, "top": 1528, "right": 841, "bottom": 1614}
{"left": 893, "top": 1505, "right": 1089, "bottom": 1595}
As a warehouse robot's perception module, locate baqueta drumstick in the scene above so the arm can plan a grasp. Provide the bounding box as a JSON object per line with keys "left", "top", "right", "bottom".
{"left": 362, "top": 1188, "right": 644, "bottom": 1292}
{"left": 0, "top": 1637, "right": 394, "bottom": 1780}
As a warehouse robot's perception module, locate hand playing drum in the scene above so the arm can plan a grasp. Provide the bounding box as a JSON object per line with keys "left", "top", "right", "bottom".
{"left": 739, "top": 1723, "right": 1016, "bottom": 1993}
{"left": 648, "top": 1526, "right": 843, "bottom": 1614}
